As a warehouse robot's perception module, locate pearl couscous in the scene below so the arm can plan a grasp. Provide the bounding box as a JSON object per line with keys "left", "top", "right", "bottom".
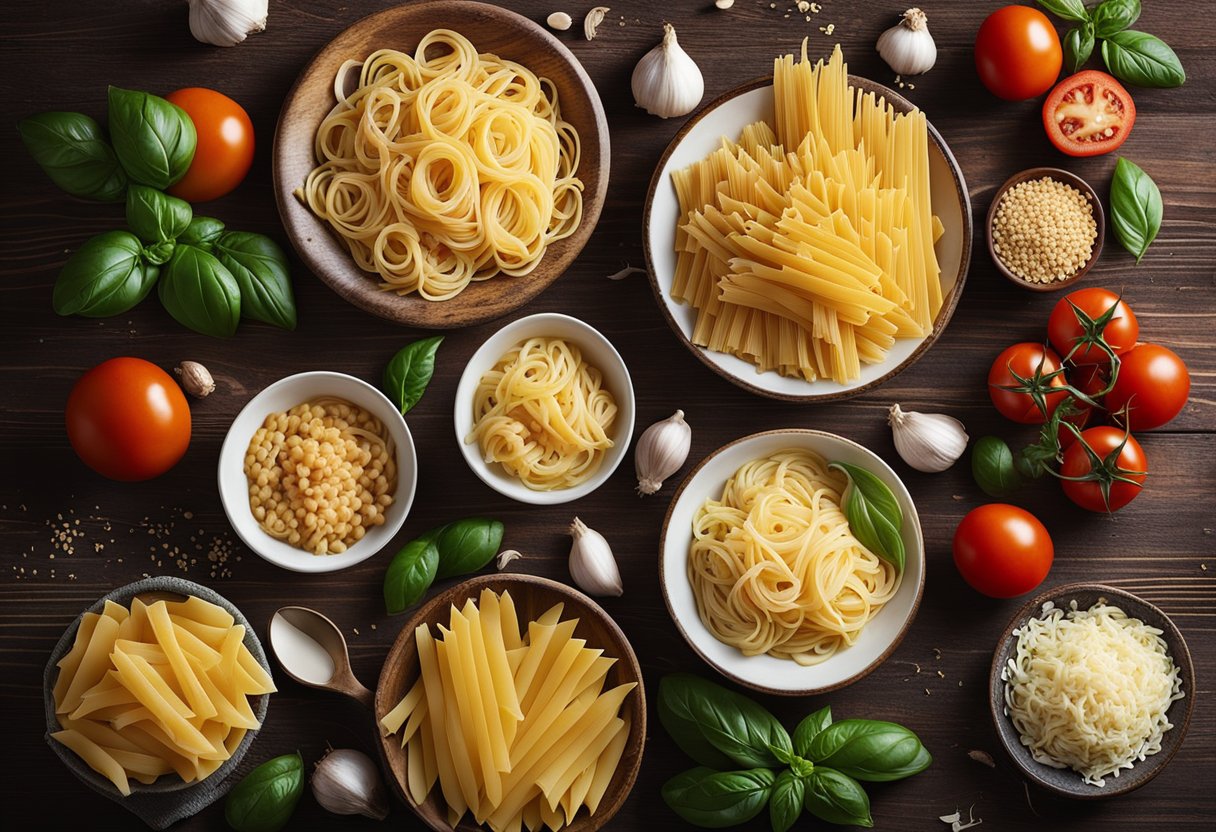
{"left": 993, "top": 176, "right": 1097, "bottom": 284}
{"left": 244, "top": 399, "right": 395, "bottom": 555}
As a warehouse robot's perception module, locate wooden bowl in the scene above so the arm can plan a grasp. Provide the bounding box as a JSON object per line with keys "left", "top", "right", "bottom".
{"left": 989, "top": 583, "right": 1195, "bottom": 799}
{"left": 273, "top": 1, "right": 610, "bottom": 329}
{"left": 374, "top": 574, "right": 646, "bottom": 831}
{"left": 985, "top": 167, "right": 1105, "bottom": 292}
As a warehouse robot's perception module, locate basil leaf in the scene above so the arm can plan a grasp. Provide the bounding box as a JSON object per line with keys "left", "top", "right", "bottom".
{"left": 971, "top": 436, "right": 1024, "bottom": 498}
{"left": 658, "top": 674, "right": 792, "bottom": 769}
{"left": 661, "top": 767, "right": 775, "bottom": 828}
{"left": 180, "top": 216, "right": 226, "bottom": 250}
{"left": 793, "top": 705, "right": 833, "bottom": 758}
{"left": 214, "top": 232, "right": 297, "bottom": 330}
{"left": 433, "top": 517, "right": 505, "bottom": 579}
{"left": 1092, "top": 0, "right": 1140, "bottom": 38}
{"left": 53, "top": 231, "right": 158, "bottom": 318}
{"left": 383, "top": 538, "right": 439, "bottom": 615}
{"left": 1035, "top": 0, "right": 1089, "bottom": 22}
{"left": 158, "top": 244, "right": 241, "bottom": 337}
{"left": 17, "top": 112, "right": 127, "bottom": 202}
{"left": 144, "top": 240, "right": 175, "bottom": 266}
{"left": 1101, "top": 30, "right": 1185, "bottom": 87}
{"left": 1064, "top": 23, "right": 1095, "bottom": 74}
{"left": 805, "top": 767, "right": 873, "bottom": 828}
{"left": 224, "top": 752, "right": 303, "bottom": 832}
{"left": 107, "top": 86, "right": 196, "bottom": 188}
{"left": 383, "top": 336, "right": 443, "bottom": 415}
{"left": 125, "top": 184, "right": 192, "bottom": 243}
{"left": 769, "top": 769, "right": 806, "bottom": 832}
{"left": 807, "top": 719, "right": 932, "bottom": 782}
{"left": 828, "top": 462, "right": 904, "bottom": 573}
{"left": 1109, "top": 157, "right": 1163, "bottom": 262}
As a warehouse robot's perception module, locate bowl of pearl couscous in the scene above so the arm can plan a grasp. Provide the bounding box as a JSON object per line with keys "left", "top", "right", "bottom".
{"left": 218, "top": 371, "right": 417, "bottom": 573}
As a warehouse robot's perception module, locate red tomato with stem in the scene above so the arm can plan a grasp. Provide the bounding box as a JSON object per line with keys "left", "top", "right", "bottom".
{"left": 165, "top": 88, "right": 254, "bottom": 203}
{"left": 1106, "top": 344, "right": 1191, "bottom": 430}
{"left": 66, "top": 357, "right": 191, "bottom": 481}
{"left": 974, "top": 6, "right": 1063, "bottom": 101}
{"left": 1047, "top": 287, "right": 1139, "bottom": 365}
{"left": 988, "top": 343, "right": 1070, "bottom": 424}
{"left": 953, "top": 504, "right": 1054, "bottom": 598}
{"left": 1042, "top": 71, "right": 1136, "bottom": 157}
{"left": 1059, "top": 425, "right": 1146, "bottom": 512}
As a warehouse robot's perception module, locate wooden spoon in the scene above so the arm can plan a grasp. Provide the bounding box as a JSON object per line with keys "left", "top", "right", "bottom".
{"left": 268, "top": 605, "right": 373, "bottom": 708}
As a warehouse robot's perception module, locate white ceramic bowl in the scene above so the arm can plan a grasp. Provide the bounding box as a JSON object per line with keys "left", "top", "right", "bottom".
{"left": 454, "top": 313, "right": 636, "bottom": 505}
{"left": 218, "top": 371, "right": 417, "bottom": 573}
{"left": 660, "top": 429, "right": 925, "bottom": 695}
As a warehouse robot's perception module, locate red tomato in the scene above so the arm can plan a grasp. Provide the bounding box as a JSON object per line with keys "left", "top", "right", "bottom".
{"left": 1059, "top": 426, "right": 1147, "bottom": 512}
{"left": 66, "top": 358, "right": 191, "bottom": 481}
{"left": 1042, "top": 71, "right": 1136, "bottom": 157}
{"left": 165, "top": 88, "right": 254, "bottom": 203}
{"left": 1106, "top": 344, "right": 1191, "bottom": 430}
{"left": 988, "top": 343, "right": 1069, "bottom": 424}
{"left": 953, "top": 504, "right": 1054, "bottom": 598}
{"left": 1047, "top": 288, "right": 1139, "bottom": 365}
{"left": 974, "top": 6, "right": 1063, "bottom": 101}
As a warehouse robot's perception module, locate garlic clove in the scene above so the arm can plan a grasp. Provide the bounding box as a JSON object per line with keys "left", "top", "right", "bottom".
{"left": 888, "top": 403, "right": 968, "bottom": 473}
{"left": 584, "top": 6, "right": 610, "bottom": 41}
{"left": 547, "top": 12, "right": 573, "bottom": 32}
{"left": 174, "top": 361, "right": 215, "bottom": 398}
{"left": 568, "top": 517, "right": 622, "bottom": 596}
{"left": 497, "top": 549, "right": 523, "bottom": 569}
{"left": 631, "top": 23, "right": 704, "bottom": 119}
{"left": 876, "top": 8, "right": 937, "bottom": 77}
{"left": 188, "top": 0, "right": 268, "bottom": 48}
{"left": 635, "top": 410, "right": 692, "bottom": 495}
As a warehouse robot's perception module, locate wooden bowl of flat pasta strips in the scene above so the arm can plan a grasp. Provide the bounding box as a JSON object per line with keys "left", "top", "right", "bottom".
{"left": 273, "top": 1, "right": 610, "bottom": 329}
{"left": 374, "top": 573, "right": 646, "bottom": 832}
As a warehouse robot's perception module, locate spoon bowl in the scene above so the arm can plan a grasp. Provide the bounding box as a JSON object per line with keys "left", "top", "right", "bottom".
{"left": 269, "top": 606, "right": 374, "bottom": 708}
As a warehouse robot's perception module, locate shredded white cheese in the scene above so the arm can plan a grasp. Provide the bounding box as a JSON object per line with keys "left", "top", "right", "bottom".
{"left": 1002, "top": 600, "right": 1183, "bottom": 786}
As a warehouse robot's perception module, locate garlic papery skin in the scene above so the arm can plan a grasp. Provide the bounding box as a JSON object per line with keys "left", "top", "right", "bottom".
{"left": 188, "top": 0, "right": 267, "bottom": 48}
{"left": 876, "top": 8, "right": 936, "bottom": 76}
{"left": 631, "top": 24, "right": 704, "bottom": 119}
{"left": 311, "top": 748, "right": 389, "bottom": 820}
{"left": 635, "top": 410, "right": 692, "bottom": 495}
{"left": 888, "top": 403, "right": 968, "bottom": 473}
{"left": 568, "top": 518, "right": 622, "bottom": 597}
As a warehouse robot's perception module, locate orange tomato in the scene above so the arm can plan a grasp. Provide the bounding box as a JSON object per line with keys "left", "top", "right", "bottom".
{"left": 165, "top": 88, "right": 254, "bottom": 203}
{"left": 974, "top": 6, "right": 1063, "bottom": 101}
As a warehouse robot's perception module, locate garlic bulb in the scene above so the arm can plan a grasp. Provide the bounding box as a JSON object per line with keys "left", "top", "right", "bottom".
{"left": 635, "top": 410, "right": 692, "bottom": 495}
{"left": 188, "top": 0, "right": 268, "bottom": 48}
{"left": 568, "top": 518, "right": 622, "bottom": 597}
{"left": 876, "top": 8, "right": 936, "bottom": 76}
{"left": 888, "top": 403, "right": 968, "bottom": 473}
{"left": 311, "top": 748, "right": 389, "bottom": 820}
{"left": 631, "top": 24, "right": 704, "bottom": 119}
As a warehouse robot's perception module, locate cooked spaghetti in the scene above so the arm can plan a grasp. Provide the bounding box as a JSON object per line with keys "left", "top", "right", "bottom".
{"left": 468, "top": 337, "right": 617, "bottom": 491}
{"left": 1002, "top": 600, "right": 1184, "bottom": 787}
{"left": 296, "top": 29, "right": 584, "bottom": 301}
{"left": 244, "top": 398, "right": 396, "bottom": 555}
{"left": 688, "top": 449, "right": 900, "bottom": 665}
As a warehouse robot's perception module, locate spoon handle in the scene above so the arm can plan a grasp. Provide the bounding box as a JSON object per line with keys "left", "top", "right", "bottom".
{"left": 347, "top": 678, "right": 376, "bottom": 710}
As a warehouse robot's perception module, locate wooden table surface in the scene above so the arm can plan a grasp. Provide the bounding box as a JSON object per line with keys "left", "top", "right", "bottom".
{"left": 2, "top": 1, "right": 1212, "bottom": 830}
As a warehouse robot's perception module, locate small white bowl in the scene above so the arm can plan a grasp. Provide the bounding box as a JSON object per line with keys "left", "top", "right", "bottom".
{"left": 218, "top": 371, "right": 417, "bottom": 573}
{"left": 660, "top": 429, "right": 925, "bottom": 696}
{"left": 454, "top": 313, "right": 636, "bottom": 505}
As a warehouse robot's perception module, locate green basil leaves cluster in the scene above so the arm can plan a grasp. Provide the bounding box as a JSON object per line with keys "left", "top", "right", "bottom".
{"left": 224, "top": 752, "right": 304, "bottom": 832}
{"left": 1038, "top": 0, "right": 1185, "bottom": 86}
{"left": 659, "top": 675, "right": 932, "bottom": 831}
{"left": 383, "top": 517, "right": 505, "bottom": 614}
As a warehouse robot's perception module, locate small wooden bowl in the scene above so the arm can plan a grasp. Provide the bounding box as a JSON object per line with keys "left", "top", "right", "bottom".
{"left": 273, "top": 1, "right": 610, "bottom": 329}
{"left": 374, "top": 574, "right": 646, "bottom": 832}
{"left": 986, "top": 167, "right": 1104, "bottom": 292}
{"left": 989, "top": 583, "right": 1195, "bottom": 799}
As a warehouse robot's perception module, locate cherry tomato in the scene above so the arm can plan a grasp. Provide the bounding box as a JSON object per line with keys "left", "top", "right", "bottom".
{"left": 1047, "top": 288, "right": 1139, "bottom": 365}
{"left": 1059, "top": 426, "right": 1147, "bottom": 512}
{"left": 1042, "top": 71, "right": 1136, "bottom": 157}
{"left": 1106, "top": 344, "right": 1191, "bottom": 430}
{"left": 974, "top": 6, "right": 1063, "bottom": 101}
{"left": 988, "top": 343, "right": 1069, "bottom": 424}
{"left": 65, "top": 357, "right": 191, "bottom": 481}
{"left": 165, "top": 88, "right": 254, "bottom": 203}
{"left": 953, "top": 504, "right": 1054, "bottom": 598}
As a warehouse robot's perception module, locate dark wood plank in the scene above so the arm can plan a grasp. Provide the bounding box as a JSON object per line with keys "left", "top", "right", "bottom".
{"left": 1, "top": 2, "right": 1213, "bottom": 830}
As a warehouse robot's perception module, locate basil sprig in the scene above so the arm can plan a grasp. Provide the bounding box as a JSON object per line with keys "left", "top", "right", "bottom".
{"left": 1110, "top": 157, "right": 1163, "bottom": 261}
{"left": 383, "top": 336, "right": 443, "bottom": 415}
{"left": 828, "top": 462, "right": 905, "bottom": 573}
{"left": 107, "top": 86, "right": 196, "bottom": 189}
{"left": 1037, "top": 0, "right": 1184, "bottom": 87}
{"left": 17, "top": 112, "right": 127, "bottom": 202}
{"left": 224, "top": 752, "right": 304, "bottom": 832}
{"left": 52, "top": 231, "right": 159, "bottom": 318}
{"left": 383, "top": 517, "right": 504, "bottom": 614}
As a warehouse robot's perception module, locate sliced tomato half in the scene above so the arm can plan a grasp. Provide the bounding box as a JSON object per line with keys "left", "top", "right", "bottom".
{"left": 1042, "top": 70, "right": 1136, "bottom": 157}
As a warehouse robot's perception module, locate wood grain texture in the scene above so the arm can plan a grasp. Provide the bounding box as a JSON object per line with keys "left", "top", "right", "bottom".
{"left": 0, "top": 2, "right": 1213, "bottom": 831}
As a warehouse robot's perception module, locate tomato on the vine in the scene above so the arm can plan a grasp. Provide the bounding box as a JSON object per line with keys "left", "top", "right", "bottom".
{"left": 988, "top": 343, "right": 1070, "bottom": 424}
{"left": 1042, "top": 71, "right": 1136, "bottom": 157}
{"left": 1047, "top": 288, "right": 1139, "bottom": 365}
{"left": 165, "top": 88, "right": 254, "bottom": 203}
{"left": 974, "top": 6, "right": 1062, "bottom": 101}
{"left": 1059, "top": 425, "right": 1146, "bottom": 512}
{"left": 953, "top": 504, "right": 1054, "bottom": 598}
{"left": 1106, "top": 343, "right": 1190, "bottom": 430}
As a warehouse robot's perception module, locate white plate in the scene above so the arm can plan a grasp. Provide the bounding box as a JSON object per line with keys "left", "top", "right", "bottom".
{"left": 660, "top": 429, "right": 925, "bottom": 695}
{"left": 644, "top": 78, "right": 971, "bottom": 401}
{"left": 218, "top": 371, "right": 417, "bottom": 574}
{"left": 454, "top": 313, "right": 636, "bottom": 505}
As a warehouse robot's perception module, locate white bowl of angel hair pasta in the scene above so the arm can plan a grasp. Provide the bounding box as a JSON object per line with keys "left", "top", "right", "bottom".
{"left": 660, "top": 429, "right": 925, "bottom": 695}
{"left": 454, "top": 313, "right": 636, "bottom": 505}
{"left": 218, "top": 371, "right": 417, "bottom": 573}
